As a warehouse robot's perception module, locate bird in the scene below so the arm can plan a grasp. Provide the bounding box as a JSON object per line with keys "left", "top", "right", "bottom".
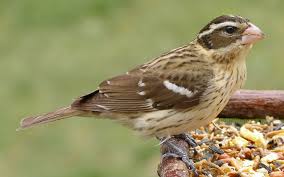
{"left": 19, "top": 15, "right": 264, "bottom": 139}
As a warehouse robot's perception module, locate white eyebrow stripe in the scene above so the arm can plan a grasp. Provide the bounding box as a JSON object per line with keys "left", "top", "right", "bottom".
{"left": 198, "top": 21, "right": 238, "bottom": 38}
{"left": 163, "top": 80, "right": 195, "bottom": 97}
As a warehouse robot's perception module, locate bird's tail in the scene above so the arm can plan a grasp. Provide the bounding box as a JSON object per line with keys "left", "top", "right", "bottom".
{"left": 18, "top": 106, "right": 81, "bottom": 130}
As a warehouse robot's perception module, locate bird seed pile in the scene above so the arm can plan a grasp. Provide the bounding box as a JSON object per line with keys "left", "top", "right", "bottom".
{"left": 188, "top": 117, "right": 284, "bottom": 177}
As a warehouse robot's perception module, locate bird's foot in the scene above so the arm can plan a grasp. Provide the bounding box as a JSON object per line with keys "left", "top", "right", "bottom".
{"left": 159, "top": 133, "right": 198, "bottom": 176}
{"left": 174, "top": 133, "right": 198, "bottom": 147}
{"left": 175, "top": 133, "right": 224, "bottom": 155}
{"left": 159, "top": 133, "right": 225, "bottom": 176}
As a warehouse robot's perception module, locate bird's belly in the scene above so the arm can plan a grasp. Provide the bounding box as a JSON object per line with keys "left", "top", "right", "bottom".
{"left": 132, "top": 98, "right": 229, "bottom": 137}
{"left": 133, "top": 76, "right": 242, "bottom": 137}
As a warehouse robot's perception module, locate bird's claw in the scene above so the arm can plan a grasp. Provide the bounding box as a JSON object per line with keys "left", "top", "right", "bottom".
{"left": 174, "top": 133, "right": 198, "bottom": 147}
{"left": 160, "top": 134, "right": 198, "bottom": 176}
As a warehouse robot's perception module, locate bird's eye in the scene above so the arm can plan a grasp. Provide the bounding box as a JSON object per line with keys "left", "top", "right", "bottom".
{"left": 224, "top": 26, "right": 237, "bottom": 34}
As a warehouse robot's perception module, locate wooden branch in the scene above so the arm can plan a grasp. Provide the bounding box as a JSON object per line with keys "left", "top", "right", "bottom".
{"left": 220, "top": 90, "right": 284, "bottom": 119}
{"left": 158, "top": 89, "right": 284, "bottom": 177}
{"left": 158, "top": 139, "right": 190, "bottom": 177}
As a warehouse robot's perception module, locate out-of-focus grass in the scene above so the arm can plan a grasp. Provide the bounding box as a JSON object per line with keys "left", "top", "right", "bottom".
{"left": 1, "top": 1, "right": 283, "bottom": 177}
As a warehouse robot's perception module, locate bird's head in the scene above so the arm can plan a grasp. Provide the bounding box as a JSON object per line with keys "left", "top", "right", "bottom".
{"left": 197, "top": 15, "right": 264, "bottom": 63}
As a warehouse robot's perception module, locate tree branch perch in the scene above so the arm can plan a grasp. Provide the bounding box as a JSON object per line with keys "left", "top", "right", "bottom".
{"left": 220, "top": 90, "right": 284, "bottom": 119}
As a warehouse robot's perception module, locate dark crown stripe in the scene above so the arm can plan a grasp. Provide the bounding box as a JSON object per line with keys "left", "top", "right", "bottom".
{"left": 199, "top": 15, "right": 248, "bottom": 34}
{"left": 197, "top": 15, "right": 249, "bottom": 50}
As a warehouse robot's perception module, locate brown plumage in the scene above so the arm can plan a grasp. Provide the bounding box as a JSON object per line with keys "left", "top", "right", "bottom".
{"left": 19, "top": 15, "right": 264, "bottom": 137}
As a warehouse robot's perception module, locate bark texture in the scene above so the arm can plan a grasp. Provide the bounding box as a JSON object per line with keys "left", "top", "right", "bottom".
{"left": 220, "top": 90, "right": 284, "bottom": 119}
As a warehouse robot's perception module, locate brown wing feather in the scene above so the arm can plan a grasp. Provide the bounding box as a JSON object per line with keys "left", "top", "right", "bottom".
{"left": 72, "top": 74, "right": 153, "bottom": 113}
{"left": 71, "top": 68, "right": 212, "bottom": 114}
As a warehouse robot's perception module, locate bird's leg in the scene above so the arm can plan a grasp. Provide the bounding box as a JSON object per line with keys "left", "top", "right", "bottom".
{"left": 159, "top": 134, "right": 198, "bottom": 176}
{"left": 174, "top": 133, "right": 198, "bottom": 148}
{"left": 159, "top": 133, "right": 224, "bottom": 176}
{"left": 176, "top": 133, "right": 224, "bottom": 155}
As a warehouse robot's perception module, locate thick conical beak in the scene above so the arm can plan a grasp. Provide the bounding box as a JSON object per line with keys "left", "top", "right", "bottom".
{"left": 241, "top": 23, "right": 264, "bottom": 45}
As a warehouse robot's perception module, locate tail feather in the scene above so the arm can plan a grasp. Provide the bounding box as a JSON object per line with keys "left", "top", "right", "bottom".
{"left": 18, "top": 106, "right": 80, "bottom": 130}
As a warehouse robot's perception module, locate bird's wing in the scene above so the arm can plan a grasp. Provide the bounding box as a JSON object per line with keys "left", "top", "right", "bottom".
{"left": 71, "top": 68, "right": 213, "bottom": 114}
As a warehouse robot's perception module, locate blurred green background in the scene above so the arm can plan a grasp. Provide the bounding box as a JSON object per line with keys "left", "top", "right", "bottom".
{"left": 1, "top": 0, "right": 284, "bottom": 177}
